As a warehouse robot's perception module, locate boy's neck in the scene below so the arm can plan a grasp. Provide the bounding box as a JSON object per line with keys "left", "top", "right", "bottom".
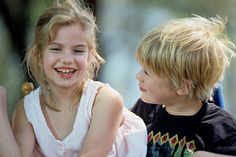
{"left": 164, "top": 98, "right": 202, "bottom": 116}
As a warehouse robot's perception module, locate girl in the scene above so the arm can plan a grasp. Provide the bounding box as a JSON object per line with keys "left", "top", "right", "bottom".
{"left": 1, "top": 0, "right": 147, "bottom": 156}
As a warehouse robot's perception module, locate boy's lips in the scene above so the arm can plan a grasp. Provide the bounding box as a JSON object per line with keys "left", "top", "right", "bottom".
{"left": 139, "top": 84, "right": 147, "bottom": 92}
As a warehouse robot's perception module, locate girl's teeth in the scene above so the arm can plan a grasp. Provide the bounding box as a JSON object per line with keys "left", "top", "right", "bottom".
{"left": 58, "top": 69, "right": 73, "bottom": 74}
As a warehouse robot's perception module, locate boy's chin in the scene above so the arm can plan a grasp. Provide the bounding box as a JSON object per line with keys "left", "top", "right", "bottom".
{"left": 140, "top": 97, "right": 155, "bottom": 104}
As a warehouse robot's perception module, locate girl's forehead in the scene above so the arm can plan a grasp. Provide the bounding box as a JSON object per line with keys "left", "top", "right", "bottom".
{"left": 48, "top": 24, "right": 90, "bottom": 45}
{"left": 52, "top": 23, "right": 86, "bottom": 37}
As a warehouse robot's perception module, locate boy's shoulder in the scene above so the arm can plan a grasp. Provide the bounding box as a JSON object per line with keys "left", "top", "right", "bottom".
{"left": 132, "top": 100, "right": 236, "bottom": 127}
{"left": 131, "top": 98, "right": 160, "bottom": 125}
{"left": 204, "top": 102, "right": 236, "bottom": 123}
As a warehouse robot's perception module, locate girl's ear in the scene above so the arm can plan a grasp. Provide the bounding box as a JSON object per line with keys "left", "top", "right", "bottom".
{"left": 176, "top": 80, "right": 193, "bottom": 96}
{"left": 88, "top": 49, "right": 95, "bottom": 61}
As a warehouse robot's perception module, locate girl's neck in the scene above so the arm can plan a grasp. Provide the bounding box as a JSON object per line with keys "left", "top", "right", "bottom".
{"left": 50, "top": 86, "right": 73, "bottom": 99}
{"left": 164, "top": 97, "right": 202, "bottom": 116}
{"left": 42, "top": 85, "right": 79, "bottom": 110}
{"left": 42, "top": 80, "right": 86, "bottom": 110}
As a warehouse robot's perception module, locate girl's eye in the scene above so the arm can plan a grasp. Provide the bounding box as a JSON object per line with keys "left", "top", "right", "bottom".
{"left": 49, "top": 48, "right": 61, "bottom": 52}
{"left": 74, "top": 50, "right": 85, "bottom": 54}
{"left": 74, "top": 49, "right": 89, "bottom": 55}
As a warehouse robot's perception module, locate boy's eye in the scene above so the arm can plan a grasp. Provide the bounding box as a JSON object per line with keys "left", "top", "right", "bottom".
{"left": 144, "top": 70, "right": 149, "bottom": 75}
{"left": 142, "top": 68, "right": 152, "bottom": 76}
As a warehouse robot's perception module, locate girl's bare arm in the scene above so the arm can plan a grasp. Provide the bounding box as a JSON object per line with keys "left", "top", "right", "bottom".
{"left": 78, "top": 86, "right": 123, "bottom": 157}
{"left": 12, "top": 99, "right": 36, "bottom": 157}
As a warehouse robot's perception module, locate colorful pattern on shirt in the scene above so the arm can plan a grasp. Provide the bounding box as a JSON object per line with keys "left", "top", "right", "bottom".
{"left": 147, "top": 131, "right": 196, "bottom": 157}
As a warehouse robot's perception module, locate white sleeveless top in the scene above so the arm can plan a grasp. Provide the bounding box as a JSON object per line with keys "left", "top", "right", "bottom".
{"left": 24, "top": 79, "right": 147, "bottom": 157}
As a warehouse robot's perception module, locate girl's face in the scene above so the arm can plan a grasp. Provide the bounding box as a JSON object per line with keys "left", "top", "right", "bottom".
{"left": 136, "top": 66, "right": 178, "bottom": 105}
{"left": 43, "top": 23, "right": 92, "bottom": 89}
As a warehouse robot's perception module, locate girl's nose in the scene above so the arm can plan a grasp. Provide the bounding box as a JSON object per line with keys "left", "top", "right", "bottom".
{"left": 61, "top": 52, "right": 73, "bottom": 64}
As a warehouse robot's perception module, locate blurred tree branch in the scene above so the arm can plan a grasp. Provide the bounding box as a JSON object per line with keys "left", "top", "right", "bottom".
{"left": 0, "top": 0, "right": 30, "bottom": 61}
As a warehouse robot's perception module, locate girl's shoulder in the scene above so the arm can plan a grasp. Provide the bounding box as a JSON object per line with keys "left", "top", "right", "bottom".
{"left": 87, "top": 79, "right": 123, "bottom": 104}
{"left": 97, "top": 84, "right": 122, "bottom": 104}
{"left": 89, "top": 80, "right": 123, "bottom": 112}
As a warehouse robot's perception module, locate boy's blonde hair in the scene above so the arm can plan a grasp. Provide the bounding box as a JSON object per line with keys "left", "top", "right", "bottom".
{"left": 24, "top": 0, "right": 104, "bottom": 110}
{"left": 136, "top": 15, "right": 235, "bottom": 101}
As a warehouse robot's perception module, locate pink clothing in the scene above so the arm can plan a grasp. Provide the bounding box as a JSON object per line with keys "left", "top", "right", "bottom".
{"left": 24, "top": 79, "right": 147, "bottom": 157}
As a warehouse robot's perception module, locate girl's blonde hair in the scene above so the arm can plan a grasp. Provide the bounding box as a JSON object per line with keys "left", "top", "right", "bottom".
{"left": 24, "top": 0, "right": 104, "bottom": 110}
{"left": 136, "top": 15, "right": 235, "bottom": 101}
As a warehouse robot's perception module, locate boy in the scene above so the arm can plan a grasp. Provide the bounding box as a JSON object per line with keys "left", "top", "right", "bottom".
{"left": 132, "top": 15, "right": 236, "bottom": 156}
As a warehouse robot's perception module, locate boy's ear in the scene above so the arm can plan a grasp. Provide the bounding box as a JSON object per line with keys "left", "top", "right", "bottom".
{"left": 176, "top": 80, "right": 193, "bottom": 96}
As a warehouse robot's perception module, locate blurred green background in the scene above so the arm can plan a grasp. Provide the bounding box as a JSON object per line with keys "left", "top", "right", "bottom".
{"left": 1, "top": 0, "right": 236, "bottom": 118}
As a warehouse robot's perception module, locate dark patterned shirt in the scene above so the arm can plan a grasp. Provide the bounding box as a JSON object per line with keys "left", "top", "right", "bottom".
{"left": 132, "top": 99, "right": 236, "bottom": 157}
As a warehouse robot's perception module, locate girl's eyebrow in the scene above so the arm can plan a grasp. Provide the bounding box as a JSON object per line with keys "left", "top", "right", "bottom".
{"left": 74, "top": 44, "right": 87, "bottom": 48}
{"left": 49, "top": 42, "right": 88, "bottom": 48}
{"left": 48, "top": 42, "right": 61, "bottom": 46}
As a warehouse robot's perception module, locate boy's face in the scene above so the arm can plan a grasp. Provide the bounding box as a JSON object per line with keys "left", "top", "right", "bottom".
{"left": 136, "top": 66, "right": 178, "bottom": 106}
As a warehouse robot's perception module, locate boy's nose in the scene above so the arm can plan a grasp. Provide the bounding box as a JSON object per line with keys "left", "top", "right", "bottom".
{"left": 136, "top": 70, "right": 142, "bottom": 81}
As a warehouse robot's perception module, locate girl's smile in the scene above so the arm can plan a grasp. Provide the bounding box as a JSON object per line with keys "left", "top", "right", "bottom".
{"left": 54, "top": 66, "right": 77, "bottom": 79}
